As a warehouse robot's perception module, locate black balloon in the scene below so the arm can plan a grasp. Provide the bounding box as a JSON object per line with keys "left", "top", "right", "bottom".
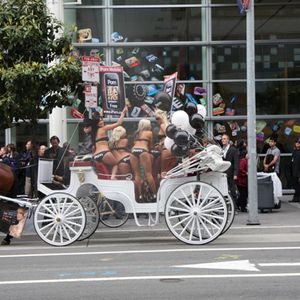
{"left": 171, "top": 144, "right": 189, "bottom": 157}
{"left": 166, "top": 124, "right": 178, "bottom": 139}
{"left": 154, "top": 91, "right": 172, "bottom": 111}
{"left": 190, "top": 113, "right": 205, "bottom": 129}
{"left": 174, "top": 130, "right": 189, "bottom": 146}
{"left": 185, "top": 102, "right": 198, "bottom": 116}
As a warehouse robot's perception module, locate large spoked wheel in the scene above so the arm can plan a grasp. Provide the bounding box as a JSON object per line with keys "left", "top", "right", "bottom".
{"left": 165, "top": 181, "right": 228, "bottom": 245}
{"left": 99, "top": 197, "right": 129, "bottom": 228}
{"left": 77, "top": 196, "right": 100, "bottom": 241}
{"left": 34, "top": 193, "right": 86, "bottom": 246}
{"left": 221, "top": 195, "right": 235, "bottom": 235}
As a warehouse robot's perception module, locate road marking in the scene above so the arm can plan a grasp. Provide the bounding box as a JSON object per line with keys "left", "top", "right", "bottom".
{"left": 259, "top": 263, "right": 300, "bottom": 267}
{"left": 2, "top": 273, "right": 300, "bottom": 285}
{"left": 1, "top": 246, "right": 300, "bottom": 258}
{"left": 174, "top": 260, "right": 259, "bottom": 272}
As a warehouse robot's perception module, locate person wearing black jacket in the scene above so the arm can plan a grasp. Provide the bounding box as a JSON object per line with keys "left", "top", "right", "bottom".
{"left": 289, "top": 138, "right": 300, "bottom": 203}
{"left": 221, "top": 134, "right": 240, "bottom": 208}
{"left": 44, "top": 136, "right": 65, "bottom": 177}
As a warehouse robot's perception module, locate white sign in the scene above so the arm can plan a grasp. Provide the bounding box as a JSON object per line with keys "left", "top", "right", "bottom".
{"left": 84, "top": 85, "right": 98, "bottom": 108}
{"left": 82, "top": 56, "right": 100, "bottom": 83}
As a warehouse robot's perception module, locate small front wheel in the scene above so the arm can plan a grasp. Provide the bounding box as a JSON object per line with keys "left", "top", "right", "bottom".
{"left": 99, "top": 197, "right": 129, "bottom": 228}
{"left": 34, "top": 193, "right": 86, "bottom": 246}
{"left": 165, "top": 181, "right": 227, "bottom": 245}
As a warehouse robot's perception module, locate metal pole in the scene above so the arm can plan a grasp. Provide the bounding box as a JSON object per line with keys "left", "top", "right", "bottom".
{"left": 246, "top": 1, "right": 260, "bottom": 225}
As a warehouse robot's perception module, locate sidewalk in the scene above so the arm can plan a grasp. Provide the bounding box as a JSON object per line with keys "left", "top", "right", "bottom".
{"left": 233, "top": 195, "right": 300, "bottom": 228}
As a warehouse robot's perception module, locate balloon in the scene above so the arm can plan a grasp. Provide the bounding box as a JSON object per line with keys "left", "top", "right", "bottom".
{"left": 171, "top": 144, "right": 189, "bottom": 157}
{"left": 197, "top": 104, "right": 207, "bottom": 119}
{"left": 190, "top": 113, "right": 205, "bottom": 130}
{"left": 154, "top": 91, "right": 172, "bottom": 111}
{"left": 185, "top": 102, "right": 198, "bottom": 116}
{"left": 174, "top": 130, "right": 189, "bottom": 146}
{"left": 171, "top": 110, "right": 190, "bottom": 130}
{"left": 166, "top": 124, "right": 178, "bottom": 139}
{"left": 186, "top": 124, "right": 196, "bottom": 135}
{"left": 164, "top": 137, "right": 174, "bottom": 150}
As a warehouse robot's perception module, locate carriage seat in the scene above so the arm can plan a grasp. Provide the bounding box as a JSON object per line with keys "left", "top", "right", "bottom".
{"left": 69, "top": 158, "right": 131, "bottom": 180}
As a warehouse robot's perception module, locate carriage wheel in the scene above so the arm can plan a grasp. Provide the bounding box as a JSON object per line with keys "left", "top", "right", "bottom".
{"left": 165, "top": 181, "right": 227, "bottom": 245}
{"left": 221, "top": 195, "right": 235, "bottom": 235}
{"left": 34, "top": 193, "right": 86, "bottom": 246}
{"left": 77, "top": 196, "right": 100, "bottom": 241}
{"left": 99, "top": 197, "right": 129, "bottom": 228}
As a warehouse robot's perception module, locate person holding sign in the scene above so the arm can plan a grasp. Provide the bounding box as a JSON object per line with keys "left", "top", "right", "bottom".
{"left": 93, "top": 106, "right": 128, "bottom": 179}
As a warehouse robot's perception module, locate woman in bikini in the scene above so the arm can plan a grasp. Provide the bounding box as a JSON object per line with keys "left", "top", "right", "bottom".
{"left": 110, "top": 126, "right": 132, "bottom": 178}
{"left": 130, "top": 119, "right": 156, "bottom": 200}
{"left": 154, "top": 109, "right": 177, "bottom": 177}
{"left": 93, "top": 106, "right": 127, "bottom": 179}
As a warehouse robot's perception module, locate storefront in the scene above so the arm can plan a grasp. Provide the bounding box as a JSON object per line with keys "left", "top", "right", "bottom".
{"left": 4, "top": 0, "right": 300, "bottom": 188}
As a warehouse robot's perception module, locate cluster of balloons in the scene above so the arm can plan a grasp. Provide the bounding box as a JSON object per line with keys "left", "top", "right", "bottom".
{"left": 164, "top": 103, "right": 207, "bottom": 157}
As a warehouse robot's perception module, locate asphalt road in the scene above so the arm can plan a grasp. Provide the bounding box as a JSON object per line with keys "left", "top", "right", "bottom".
{"left": 0, "top": 199, "right": 300, "bottom": 300}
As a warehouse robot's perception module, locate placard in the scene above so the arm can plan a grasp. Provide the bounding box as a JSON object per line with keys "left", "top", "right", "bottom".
{"left": 100, "top": 66, "right": 126, "bottom": 116}
{"left": 82, "top": 56, "right": 100, "bottom": 83}
{"left": 84, "top": 85, "right": 98, "bottom": 108}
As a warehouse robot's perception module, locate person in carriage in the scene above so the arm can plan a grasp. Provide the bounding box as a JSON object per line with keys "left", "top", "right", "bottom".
{"left": 110, "top": 126, "right": 132, "bottom": 179}
{"left": 93, "top": 106, "right": 128, "bottom": 179}
{"left": 130, "top": 119, "right": 157, "bottom": 201}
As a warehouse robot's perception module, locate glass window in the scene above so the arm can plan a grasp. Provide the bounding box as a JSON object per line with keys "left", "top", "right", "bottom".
{"left": 255, "top": 5, "right": 300, "bottom": 40}
{"left": 211, "top": 7, "right": 246, "bottom": 40}
{"left": 212, "top": 82, "right": 247, "bottom": 116}
{"left": 15, "top": 124, "right": 48, "bottom": 153}
{"left": 256, "top": 44, "right": 300, "bottom": 79}
{"left": 112, "top": 7, "right": 205, "bottom": 42}
{"left": 112, "top": 46, "right": 206, "bottom": 81}
{"left": 256, "top": 81, "right": 300, "bottom": 115}
{"left": 64, "top": 8, "right": 104, "bottom": 43}
{"left": 212, "top": 45, "right": 246, "bottom": 80}
{"left": 113, "top": 0, "right": 204, "bottom": 5}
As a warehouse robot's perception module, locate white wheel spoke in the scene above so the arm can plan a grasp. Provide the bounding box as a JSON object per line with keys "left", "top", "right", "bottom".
{"left": 198, "top": 189, "right": 213, "bottom": 208}
{"left": 36, "top": 212, "right": 55, "bottom": 219}
{"left": 44, "top": 223, "right": 56, "bottom": 239}
{"left": 48, "top": 198, "right": 59, "bottom": 215}
{"left": 62, "top": 202, "right": 76, "bottom": 216}
{"left": 52, "top": 224, "right": 59, "bottom": 242}
{"left": 190, "top": 185, "right": 196, "bottom": 206}
{"left": 59, "top": 225, "right": 63, "bottom": 244}
{"left": 179, "top": 189, "right": 193, "bottom": 208}
{"left": 39, "top": 221, "right": 55, "bottom": 231}
{"left": 65, "top": 216, "right": 85, "bottom": 220}
{"left": 65, "top": 220, "right": 83, "bottom": 227}
{"left": 61, "top": 224, "right": 72, "bottom": 241}
{"left": 195, "top": 218, "right": 203, "bottom": 241}
{"left": 201, "top": 205, "right": 226, "bottom": 213}
{"left": 201, "top": 212, "right": 225, "bottom": 221}
{"left": 169, "top": 205, "right": 190, "bottom": 213}
{"left": 200, "top": 214, "right": 222, "bottom": 230}
{"left": 168, "top": 212, "right": 190, "bottom": 220}
{"left": 41, "top": 205, "right": 56, "bottom": 217}
{"left": 179, "top": 217, "right": 193, "bottom": 237}
{"left": 199, "top": 217, "right": 213, "bottom": 238}
{"left": 173, "top": 215, "right": 193, "bottom": 229}
{"left": 200, "top": 196, "right": 222, "bottom": 210}
{"left": 196, "top": 185, "right": 202, "bottom": 206}
{"left": 189, "top": 218, "right": 196, "bottom": 241}
{"left": 172, "top": 196, "right": 192, "bottom": 211}
{"left": 64, "top": 207, "right": 81, "bottom": 218}
{"left": 63, "top": 222, "right": 78, "bottom": 235}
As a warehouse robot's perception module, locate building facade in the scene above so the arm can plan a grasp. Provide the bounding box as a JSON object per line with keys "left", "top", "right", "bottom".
{"left": 2, "top": 0, "right": 300, "bottom": 188}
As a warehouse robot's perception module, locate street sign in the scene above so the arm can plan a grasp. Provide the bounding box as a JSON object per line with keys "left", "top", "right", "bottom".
{"left": 84, "top": 84, "right": 98, "bottom": 108}
{"left": 82, "top": 56, "right": 100, "bottom": 83}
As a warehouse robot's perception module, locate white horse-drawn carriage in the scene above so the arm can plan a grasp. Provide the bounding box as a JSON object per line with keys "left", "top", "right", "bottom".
{"left": 0, "top": 145, "right": 235, "bottom": 247}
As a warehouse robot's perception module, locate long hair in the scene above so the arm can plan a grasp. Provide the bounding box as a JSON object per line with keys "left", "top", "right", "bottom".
{"left": 154, "top": 109, "right": 169, "bottom": 126}
{"left": 136, "top": 119, "right": 151, "bottom": 136}
{"left": 111, "top": 126, "right": 126, "bottom": 147}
